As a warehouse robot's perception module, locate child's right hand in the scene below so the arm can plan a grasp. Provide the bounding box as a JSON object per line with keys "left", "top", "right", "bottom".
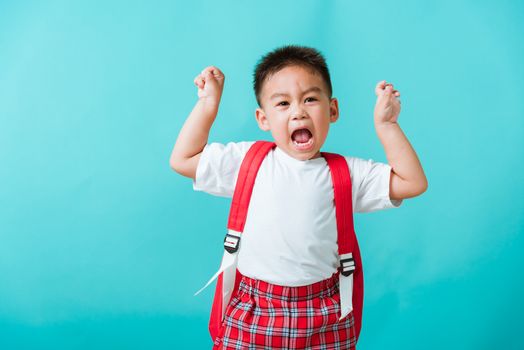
{"left": 194, "top": 66, "right": 225, "bottom": 105}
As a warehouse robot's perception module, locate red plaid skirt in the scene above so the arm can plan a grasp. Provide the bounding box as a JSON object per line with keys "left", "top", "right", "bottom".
{"left": 212, "top": 271, "right": 357, "bottom": 349}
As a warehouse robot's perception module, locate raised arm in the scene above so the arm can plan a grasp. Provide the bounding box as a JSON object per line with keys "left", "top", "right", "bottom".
{"left": 373, "top": 81, "right": 428, "bottom": 200}
{"left": 169, "top": 66, "right": 225, "bottom": 179}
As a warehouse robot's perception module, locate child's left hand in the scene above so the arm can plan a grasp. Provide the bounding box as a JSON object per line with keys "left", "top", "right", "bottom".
{"left": 374, "top": 80, "right": 401, "bottom": 126}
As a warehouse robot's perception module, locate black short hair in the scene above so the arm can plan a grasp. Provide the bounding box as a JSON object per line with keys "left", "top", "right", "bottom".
{"left": 253, "top": 45, "right": 333, "bottom": 107}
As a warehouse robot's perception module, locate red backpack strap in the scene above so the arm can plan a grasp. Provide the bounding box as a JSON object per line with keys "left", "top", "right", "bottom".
{"left": 227, "top": 141, "right": 277, "bottom": 232}
{"left": 322, "top": 151, "right": 364, "bottom": 342}
{"left": 321, "top": 152, "right": 356, "bottom": 255}
{"left": 208, "top": 140, "right": 276, "bottom": 341}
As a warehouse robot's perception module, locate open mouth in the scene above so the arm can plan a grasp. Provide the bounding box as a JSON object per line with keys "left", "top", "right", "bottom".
{"left": 291, "top": 128, "right": 314, "bottom": 150}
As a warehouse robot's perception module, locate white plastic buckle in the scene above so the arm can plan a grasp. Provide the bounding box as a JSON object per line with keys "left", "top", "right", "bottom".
{"left": 340, "top": 252, "right": 355, "bottom": 277}
{"left": 224, "top": 229, "right": 241, "bottom": 253}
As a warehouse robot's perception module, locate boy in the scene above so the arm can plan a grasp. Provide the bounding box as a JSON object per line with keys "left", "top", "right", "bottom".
{"left": 170, "top": 45, "right": 427, "bottom": 349}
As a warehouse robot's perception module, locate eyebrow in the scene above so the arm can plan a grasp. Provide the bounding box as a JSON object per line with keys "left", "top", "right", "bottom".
{"left": 269, "top": 86, "right": 323, "bottom": 100}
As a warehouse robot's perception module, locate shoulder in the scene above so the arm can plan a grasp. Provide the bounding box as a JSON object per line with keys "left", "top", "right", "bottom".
{"left": 193, "top": 141, "right": 259, "bottom": 198}
{"left": 332, "top": 154, "right": 372, "bottom": 175}
{"left": 337, "top": 154, "right": 391, "bottom": 188}
{"left": 343, "top": 155, "right": 373, "bottom": 170}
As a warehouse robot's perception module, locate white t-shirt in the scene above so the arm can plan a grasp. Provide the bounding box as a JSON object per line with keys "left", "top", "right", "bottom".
{"left": 193, "top": 141, "right": 403, "bottom": 286}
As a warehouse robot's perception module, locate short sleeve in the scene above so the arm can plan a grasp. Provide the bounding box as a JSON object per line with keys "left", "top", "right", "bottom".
{"left": 192, "top": 141, "right": 256, "bottom": 198}
{"left": 345, "top": 156, "right": 403, "bottom": 213}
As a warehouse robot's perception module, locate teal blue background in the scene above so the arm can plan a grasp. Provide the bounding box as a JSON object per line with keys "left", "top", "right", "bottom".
{"left": 1, "top": 0, "right": 523, "bottom": 349}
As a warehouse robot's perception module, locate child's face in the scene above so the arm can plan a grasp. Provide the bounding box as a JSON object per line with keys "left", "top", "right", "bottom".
{"left": 255, "top": 65, "right": 339, "bottom": 161}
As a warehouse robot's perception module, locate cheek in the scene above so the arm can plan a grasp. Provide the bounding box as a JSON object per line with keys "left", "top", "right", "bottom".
{"left": 315, "top": 124, "right": 330, "bottom": 140}
{"left": 272, "top": 122, "right": 290, "bottom": 139}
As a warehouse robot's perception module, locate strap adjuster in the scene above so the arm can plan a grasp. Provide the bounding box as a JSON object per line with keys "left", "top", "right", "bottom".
{"left": 224, "top": 230, "right": 241, "bottom": 254}
{"left": 340, "top": 253, "right": 355, "bottom": 277}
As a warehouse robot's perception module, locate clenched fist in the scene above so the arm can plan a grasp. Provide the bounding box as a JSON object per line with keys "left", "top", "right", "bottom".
{"left": 374, "top": 80, "right": 401, "bottom": 126}
{"left": 194, "top": 66, "right": 225, "bottom": 105}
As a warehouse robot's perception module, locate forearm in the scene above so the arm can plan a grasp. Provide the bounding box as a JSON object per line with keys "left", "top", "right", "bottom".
{"left": 375, "top": 122, "right": 427, "bottom": 190}
{"left": 170, "top": 98, "right": 219, "bottom": 165}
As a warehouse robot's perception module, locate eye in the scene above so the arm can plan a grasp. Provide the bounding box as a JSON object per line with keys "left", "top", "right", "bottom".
{"left": 305, "top": 97, "right": 317, "bottom": 103}
{"left": 277, "top": 101, "right": 289, "bottom": 106}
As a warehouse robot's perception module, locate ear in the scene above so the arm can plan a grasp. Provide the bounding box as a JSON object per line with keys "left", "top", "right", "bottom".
{"left": 255, "top": 107, "right": 271, "bottom": 131}
{"left": 329, "top": 97, "right": 339, "bottom": 123}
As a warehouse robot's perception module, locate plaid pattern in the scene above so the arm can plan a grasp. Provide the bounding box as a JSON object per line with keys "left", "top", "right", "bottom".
{"left": 212, "top": 271, "right": 356, "bottom": 350}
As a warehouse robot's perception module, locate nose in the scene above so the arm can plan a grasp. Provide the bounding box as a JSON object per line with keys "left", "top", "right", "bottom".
{"left": 291, "top": 108, "right": 307, "bottom": 120}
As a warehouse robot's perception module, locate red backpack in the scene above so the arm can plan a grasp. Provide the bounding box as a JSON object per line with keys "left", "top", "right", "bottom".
{"left": 194, "top": 141, "right": 365, "bottom": 343}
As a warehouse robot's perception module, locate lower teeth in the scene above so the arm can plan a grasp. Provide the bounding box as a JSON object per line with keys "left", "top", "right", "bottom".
{"left": 293, "top": 139, "right": 312, "bottom": 147}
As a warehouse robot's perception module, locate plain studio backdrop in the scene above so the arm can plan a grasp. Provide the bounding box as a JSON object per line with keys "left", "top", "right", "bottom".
{"left": 1, "top": 0, "right": 523, "bottom": 349}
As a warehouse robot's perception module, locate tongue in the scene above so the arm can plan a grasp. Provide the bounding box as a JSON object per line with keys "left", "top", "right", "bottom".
{"left": 293, "top": 129, "right": 312, "bottom": 143}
